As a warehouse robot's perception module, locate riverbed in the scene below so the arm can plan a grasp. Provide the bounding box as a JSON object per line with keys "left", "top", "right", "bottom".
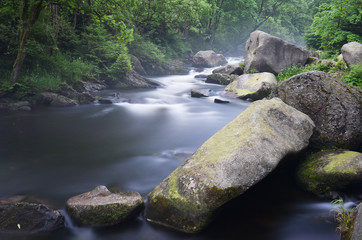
{"left": 0, "top": 58, "right": 353, "bottom": 240}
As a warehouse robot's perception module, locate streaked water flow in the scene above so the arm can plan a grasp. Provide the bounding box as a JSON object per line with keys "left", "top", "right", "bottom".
{"left": 0, "top": 58, "right": 352, "bottom": 240}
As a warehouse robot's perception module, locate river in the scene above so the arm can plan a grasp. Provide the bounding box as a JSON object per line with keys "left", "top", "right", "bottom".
{"left": 0, "top": 58, "right": 354, "bottom": 239}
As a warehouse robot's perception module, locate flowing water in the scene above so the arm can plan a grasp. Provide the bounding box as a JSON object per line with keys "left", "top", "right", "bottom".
{"left": 0, "top": 58, "right": 357, "bottom": 240}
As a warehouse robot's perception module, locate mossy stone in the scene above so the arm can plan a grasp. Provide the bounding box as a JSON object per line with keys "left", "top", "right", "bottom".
{"left": 66, "top": 185, "right": 144, "bottom": 227}
{"left": 145, "top": 98, "right": 314, "bottom": 233}
{"left": 296, "top": 150, "right": 362, "bottom": 195}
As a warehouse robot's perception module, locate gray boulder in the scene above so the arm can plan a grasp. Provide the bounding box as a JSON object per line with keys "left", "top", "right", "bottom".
{"left": 206, "top": 73, "right": 237, "bottom": 85}
{"left": 341, "top": 42, "right": 362, "bottom": 67}
{"left": 191, "top": 89, "right": 211, "bottom": 98}
{"left": 212, "top": 63, "right": 243, "bottom": 75}
{"left": 57, "top": 83, "right": 95, "bottom": 104}
{"left": 352, "top": 203, "right": 362, "bottom": 240}
{"left": 73, "top": 81, "right": 106, "bottom": 93}
{"left": 131, "top": 55, "right": 147, "bottom": 75}
{"left": 145, "top": 98, "right": 314, "bottom": 233}
{"left": 224, "top": 72, "right": 277, "bottom": 100}
{"left": 245, "top": 31, "right": 309, "bottom": 74}
{"left": 66, "top": 185, "right": 144, "bottom": 227}
{"left": 0, "top": 196, "right": 64, "bottom": 233}
{"left": 192, "top": 50, "right": 227, "bottom": 68}
{"left": 38, "top": 92, "right": 77, "bottom": 107}
{"left": 296, "top": 150, "right": 362, "bottom": 195}
{"left": 119, "top": 70, "right": 159, "bottom": 89}
{"left": 270, "top": 71, "right": 362, "bottom": 150}
{"left": 77, "top": 92, "right": 95, "bottom": 104}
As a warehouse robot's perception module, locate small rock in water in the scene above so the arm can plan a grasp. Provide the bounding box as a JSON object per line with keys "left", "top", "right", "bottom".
{"left": 214, "top": 98, "right": 230, "bottom": 104}
{"left": 98, "top": 98, "right": 113, "bottom": 104}
{"left": 0, "top": 196, "right": 64, "bottom": 233}
{"left": 191, "top": 89, "right": 211, "bottom": 98}
{"left": 66, "top": 185, "right": 144, "bottom": 227}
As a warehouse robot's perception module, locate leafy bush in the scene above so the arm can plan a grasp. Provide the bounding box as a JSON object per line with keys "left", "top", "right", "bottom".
{"left": 276, "top": 63, "right": 333, "bottom": 81}
{"left": 128, "top": 33, "right": 166, "bottom": 65}
{"left": 342, "top": 64, "right": 362, "bottom": 89}
{"left": 107, "top": 46, "right": 132, "bottom": 84}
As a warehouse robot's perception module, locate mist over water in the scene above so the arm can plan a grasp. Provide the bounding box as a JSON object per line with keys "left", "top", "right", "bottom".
{"left": 0, "top": 58, "right": 347, "bottom": 240}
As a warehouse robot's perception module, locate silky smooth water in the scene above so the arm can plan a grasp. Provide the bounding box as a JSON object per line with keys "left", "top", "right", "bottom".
{"left": 0, "top": 58, "right": 354, "bottom": 240}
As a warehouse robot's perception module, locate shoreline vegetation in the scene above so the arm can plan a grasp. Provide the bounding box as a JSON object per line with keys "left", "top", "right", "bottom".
{"left": 0, "top": 0, "right": 361, "bottom": 103}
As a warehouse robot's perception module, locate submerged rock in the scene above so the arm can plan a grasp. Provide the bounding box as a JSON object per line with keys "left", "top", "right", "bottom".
{"left": 0, "top": 101, "right": 31, "bottom": 111}
{"left": 270, "top": 71, "right": 362, "bottom": 150}
{"left": 145, "top": 98, "right": 314, "bottom": 233}
{"left": 297, "top": 150, "right": 362, "bottom": 196}
{"left": 341, "top": 42, "right": 362, "bottom": 67}
{"left": 191, "top": 89, "right": 211, "bottom": 98}
{"left": 212, "top": 63, "right": 243, "bottom": 75}
{"left": 244, "top": 31, "right": 309, "bottom": 74}
{"left": 66, "top": 185, "right": 144, "bottom": 227}
{"left": 0, "top": 196, "right": 64, "bottom": 233}
{"left": 206, "top": 73, "right": 237, "bottom": 85}
{"left": 192, "top": 50, "right": 227, "bottom": 68}
{"left": 98, "top": 98, "right": 113, "bottom": 104}
{"left": 224, "top": 72, "right": 277, "bottom": 100}
{"left": 214, "top": 98, "right": 229, "bottom": 104}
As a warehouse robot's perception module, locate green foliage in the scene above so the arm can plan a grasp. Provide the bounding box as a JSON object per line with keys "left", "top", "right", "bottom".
{"left": 246, "top": 69, "right": 260, "bottom": 74}
{"left": 276, "top": 63, "right": 333, "bottom": 81}
{"left": 342, "top": 64, "right": 362, "bottom": 89}
{"left": 128, "top": 33, "right": 166, "bottom": 65}
{"left": 331, "top": 198, "right": 356, "bottom": 240}
{"left": 308, "top": 0, "right": 362, "bottom": 51}
{"left": 107, "top": 47, "right": 132, "bottom": 83}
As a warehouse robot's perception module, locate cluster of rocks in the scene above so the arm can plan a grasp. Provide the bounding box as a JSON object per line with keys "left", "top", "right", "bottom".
{"left": 1, "top": 31, "right": 361, "bottom": 238}
{"left": 0, "top": 186, "right": 144, "bottom": 234}
{"left": 155, "top": 31, "right": 362, "bottom": 236}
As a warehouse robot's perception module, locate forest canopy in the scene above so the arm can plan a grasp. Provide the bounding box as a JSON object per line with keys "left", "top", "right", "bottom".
{"left": 0, "top": 0, "right": 361, "bottom": 96}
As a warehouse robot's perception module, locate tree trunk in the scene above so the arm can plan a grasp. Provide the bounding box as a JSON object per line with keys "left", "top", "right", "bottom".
{"left": 11, "top": 0, "right": 44, "bottom": 84}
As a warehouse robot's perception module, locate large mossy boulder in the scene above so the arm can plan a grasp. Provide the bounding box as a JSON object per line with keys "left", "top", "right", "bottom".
{"left": 66, "top": 185, "right": 144, "bottom": 227}
{"left": 341, "top": 42, "right": 362, "bottom": 67}
{"left": 145, "top": 98, "right": 315, "bottom": 233}
{"left": 0, "top": 196, "right": 64, "bottom": 233}
{"left": 244, "top": 31, "right": 309, "bottom": 74}
{"left": 270, "top": 71, "right": 362, "bottom": 150}
{"left": 297, "top": 150, "right": 362, "bottom": 196}
{"left": 206, "top": 73, "right": 237, "bottom": 85}
{"left": 192, "top": 50, "right": 227, "bottom": 68}
{"left": 224, "top": 72, "right": 277, "bottom": 100}
{"left": 352, "top": 203, "right": 362, "bottom": 240}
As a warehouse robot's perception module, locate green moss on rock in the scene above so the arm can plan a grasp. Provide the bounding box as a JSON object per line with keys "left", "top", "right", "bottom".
{"left": 297, "top": 150, "right": 362, "bottom": 195}
{"left": 66, "top": 186, "right": 144, "bottom": 227}
{"left": 145, "top": 98, "right": 315, "bottom": 232}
